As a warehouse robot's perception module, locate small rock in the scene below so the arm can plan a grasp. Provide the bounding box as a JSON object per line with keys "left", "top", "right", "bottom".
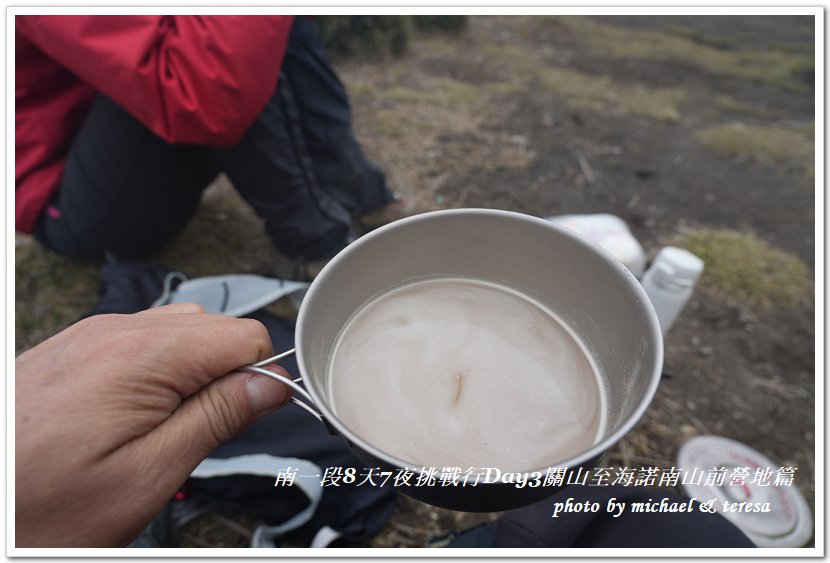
{"left": 738, "top": 308, "right": 755, "bottom": 324}
{"left": 691, "top": 335, "right": 701, "bottom": 346}
{"left": 699, "top": 346, "right": 714, "bottom": 356}
{"left": 680, "top": 424, "right": 696, "bottom": 436}
{"left": 686, "top": 400, "right": 697, "bottom": 411}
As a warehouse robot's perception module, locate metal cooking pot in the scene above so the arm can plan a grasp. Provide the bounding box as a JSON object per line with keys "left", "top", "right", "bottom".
{"left": 243, "top": 209, "right": 663, "bottom": 512}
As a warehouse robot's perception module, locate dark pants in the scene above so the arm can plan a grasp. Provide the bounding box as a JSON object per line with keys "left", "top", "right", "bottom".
{"left": 450, "top": 485, "right": 755, "bottom": 548}
{"left": 34, "top": 17, "right": 393, "bottom": 263}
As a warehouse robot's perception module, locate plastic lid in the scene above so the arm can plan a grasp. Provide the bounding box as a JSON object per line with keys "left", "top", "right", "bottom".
{"left": 677, "top": 435, "right": 812, "bottom": 547}
{"left": 653, "top": 246, "right": 704, "bottom": 286}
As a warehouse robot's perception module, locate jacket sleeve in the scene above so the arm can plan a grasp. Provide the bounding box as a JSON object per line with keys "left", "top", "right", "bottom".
{"left": 16, "top": 15, "right": 294, "bottom": 146}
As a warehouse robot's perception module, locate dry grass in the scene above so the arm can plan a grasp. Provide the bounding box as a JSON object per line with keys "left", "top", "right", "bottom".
{"left": 479, "top": 43, "right": 689, "bottom": 123}
{"left": 14, "top": 237, "right": 98, "bottom": 354}
{"left": 544, "top": 16, "right": 814, "bottom": 89}
{"left": 712, "top": 95, "right": 779, "bottom": 118}
{"left": 339, "top": 18, "right": 701, "bottom": 218}
{"left": 696, "top": 122, "right": 814, "bottom": 178}
{"left": 340, "top": 53, "right": 537, "bottom": 212}
{"left": 678, "top": 228, "right": 813, "bottom": 309}
{"left": 537, "top": 67, "right": 687, "bottom": 122}
{"left": 386, "top": 77, "right": 484, "bottom": 108}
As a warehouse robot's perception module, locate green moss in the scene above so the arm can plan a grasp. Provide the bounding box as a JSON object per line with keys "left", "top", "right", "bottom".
{"left": 679, "top": 229, "right": 813, "bottom": 309}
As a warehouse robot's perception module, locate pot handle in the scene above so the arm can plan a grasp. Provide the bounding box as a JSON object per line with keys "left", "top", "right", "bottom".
{"left": 239, "top": 349, "right": 324, "bottom": 422}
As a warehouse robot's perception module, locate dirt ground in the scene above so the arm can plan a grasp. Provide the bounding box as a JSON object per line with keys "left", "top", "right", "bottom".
{"left": 15, "top": 16, "right": 816, "bottom": 548}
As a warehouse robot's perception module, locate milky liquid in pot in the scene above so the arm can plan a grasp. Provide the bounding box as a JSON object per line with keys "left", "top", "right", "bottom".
{"left": 327, "top": 278, "right": 605, "bottom": 472}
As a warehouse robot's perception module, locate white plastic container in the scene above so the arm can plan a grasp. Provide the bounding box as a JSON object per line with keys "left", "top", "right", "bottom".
{"left": 640, "top": 246, "right": 704, "bottom": 336}
{"left": 546, "top": 214, "right": 647, "bottom": 278}
{"left": 678, "top": 436, "right": 813, "bottom": 547}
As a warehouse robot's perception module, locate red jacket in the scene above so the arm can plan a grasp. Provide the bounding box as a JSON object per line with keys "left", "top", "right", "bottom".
{"left": 15, "top": 15, "right": 294, "bottom": 233}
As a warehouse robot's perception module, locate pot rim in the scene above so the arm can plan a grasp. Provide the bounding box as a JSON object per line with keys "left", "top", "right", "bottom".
{"left": 296, "top": 208, "right": 664, "bottom": 477}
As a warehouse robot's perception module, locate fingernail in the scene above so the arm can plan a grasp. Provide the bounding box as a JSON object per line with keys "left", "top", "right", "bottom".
{"left": 246, "top": 375, "right": 291, "bottom": 413}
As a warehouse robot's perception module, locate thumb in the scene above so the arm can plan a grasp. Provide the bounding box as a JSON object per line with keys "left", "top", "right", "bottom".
{"left": 154, "top": 368, "right": 291, "bottom": 462}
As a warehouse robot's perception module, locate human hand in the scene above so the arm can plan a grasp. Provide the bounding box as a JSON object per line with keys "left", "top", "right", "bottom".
{"left": 15, "top": 303, "right": 291, "bottom": 547}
